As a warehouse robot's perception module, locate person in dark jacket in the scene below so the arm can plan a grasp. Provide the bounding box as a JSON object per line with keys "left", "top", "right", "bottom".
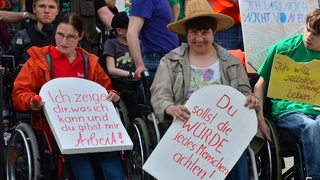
{"left": 8, "top": 0, "right": 59, "bottom": 65}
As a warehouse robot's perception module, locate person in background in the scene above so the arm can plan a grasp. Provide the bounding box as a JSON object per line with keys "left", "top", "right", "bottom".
{"left": 62, "top": 0, "right": 115, "bottom": 55}
{"left": 8, "top": 0, "right": 59, "bottom": 65}
{"left": 104, "top": 12, "right": 133, "bottom": 78}
{"left": 104, "top": 0, "right": 118, "bottom": 15}
{"left": 168, "top": 0, "right": 180, "bottom": 21}
{"left": 12, "top": 12, "right": 125, "bottom": 180}
{"left": 151, "top": 0, "right": 263, "bottom": 179}
{"left": 209, "top": 0, "right": 243, "bottom": 50}
{"left": 127, "top": 0, "right": 178, "bottom": 80}
{"left": 105, "top": 0, "right": 116, "bottom": 9}
{"left": 0, "top": 10, "right": 35, "bottom": 53}
{"left": 103, "top": 11, "right": 144, "bottom": 119}
{"left": 254, "top": 8, "right": 320, "bottom": 179}
{"left": 24, "top": 0, "right": 115, "bottom": 55}
{"left": 168, "top": 0, "right": 190, "bottom": 43}
{"left": 124, "top": 0, "right": 131, "bottom": 15}
{"left": 0, "top": 10, "right": 35, "bottom": 22}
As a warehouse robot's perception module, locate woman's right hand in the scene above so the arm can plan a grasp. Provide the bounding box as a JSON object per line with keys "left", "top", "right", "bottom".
{"left": 165, "top": 104, "right": 191, "bottom": 122}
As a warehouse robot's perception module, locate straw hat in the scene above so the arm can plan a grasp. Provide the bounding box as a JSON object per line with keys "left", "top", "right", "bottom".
{"left": 167, "top": 0, "right": 234, "bottom": 36}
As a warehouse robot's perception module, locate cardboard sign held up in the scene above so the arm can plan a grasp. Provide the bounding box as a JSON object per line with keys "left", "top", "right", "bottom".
{"left": 39, "top": 77, "right": 133, "bottom": 154}
{"left": 142, "top": 85, "right": 257, "bottom": 180}
{"left": 268, "top": 54, "right": 320, "bottom": 106}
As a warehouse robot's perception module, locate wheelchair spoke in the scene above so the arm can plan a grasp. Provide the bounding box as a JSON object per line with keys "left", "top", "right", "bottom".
{"left": 125, "top": 117, "right": 152, "bottom": 180}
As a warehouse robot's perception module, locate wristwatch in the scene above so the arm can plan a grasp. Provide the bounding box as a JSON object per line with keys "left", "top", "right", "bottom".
{"left": 22, "top": 12, "right": 27, "bottom": 19}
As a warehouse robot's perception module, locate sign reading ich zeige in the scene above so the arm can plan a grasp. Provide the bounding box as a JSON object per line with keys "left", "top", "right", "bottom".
{"left": 142, "top": 85, "right": 257, "bottom": 180}
{"left": 268, "top": 55, "right": 320, "bottom": 106}
{"left": 39, "top": 77, "right": 133, "bottom": 154}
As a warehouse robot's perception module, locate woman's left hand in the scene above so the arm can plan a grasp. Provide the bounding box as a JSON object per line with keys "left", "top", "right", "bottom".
{"left": 106, "top": 92, "right": 120, "bottom": 102}
{"left": 244, "top": 93, "right": 261, "bottom": 112}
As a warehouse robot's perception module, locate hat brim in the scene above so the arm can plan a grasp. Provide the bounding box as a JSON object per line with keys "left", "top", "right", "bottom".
{"left": 167, "top": 13, "right": 234, "bottom": 36}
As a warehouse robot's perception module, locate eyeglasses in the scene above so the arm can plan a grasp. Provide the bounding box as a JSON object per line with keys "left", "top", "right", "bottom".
{"left": 55, "top": 33, "right": 78, "bottom": 42}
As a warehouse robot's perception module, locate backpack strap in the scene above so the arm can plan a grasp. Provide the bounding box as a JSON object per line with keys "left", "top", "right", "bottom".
{"left": 45, "top": 52, "right": 54, "bottom": 79}
{"left": 81, "top": 52, "right": 89, "bottom": 79}
{"left": 44, "top": 51, "right": 89, "bottom": 79}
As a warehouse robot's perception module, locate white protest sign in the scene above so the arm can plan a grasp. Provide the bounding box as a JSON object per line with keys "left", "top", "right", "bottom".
{"left": 39, "top": 77, "right": 133, "bottom": 154}
{"left": 142, "top": 85, "right": 257, "bottom": 179}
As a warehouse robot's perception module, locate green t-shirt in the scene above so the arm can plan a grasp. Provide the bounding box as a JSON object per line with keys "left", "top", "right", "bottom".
{"left": 177, "top": 0, "right": 185, "bottom": 20}
{"left": 168, "top": 0, "right": 185, "bottom": 21}
{"left": 168, "top": 0, "right": 179, "bottom": 7}
{"left": 258, "top": 34, "right": 320, "bottom": 119}
{"left": 124, "top": 0, "right": 132, "bottom": 14}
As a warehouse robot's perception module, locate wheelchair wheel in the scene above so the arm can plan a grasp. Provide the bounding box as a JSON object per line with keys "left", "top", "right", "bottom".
{"left": 126, "top": 117, "right": 151, "bottom": 180}
{"left": 255, "top": 118, "right": 282, "bottom": 180}
{"left": 6, "top": 123, "right": 41, "bottom": 180}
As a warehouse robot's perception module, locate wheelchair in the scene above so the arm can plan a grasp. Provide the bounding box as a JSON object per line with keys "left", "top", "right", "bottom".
{"left": 1, "top": 55, "right": 72, "bottom": 180}
{"left": 250, "top": 74, "right": 306, "bottom": 180}
{"left": 2, "top": 53, "right": 136, "bottom": 179}
{"left": 258, "top": 105, "right": 306, "bottom": 180}
{"left": 124, "top": 71, "right": 162, "bottom": 180}
{"left": 6, "top": 120, "right": 72, "bottom": 180}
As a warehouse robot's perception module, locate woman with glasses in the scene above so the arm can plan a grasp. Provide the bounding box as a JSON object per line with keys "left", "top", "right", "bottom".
{"left": 12, "top": 12, "right": 126, "bottom": 180}
{"left": 7, "top": 0, "right": 60, "bottom": 66}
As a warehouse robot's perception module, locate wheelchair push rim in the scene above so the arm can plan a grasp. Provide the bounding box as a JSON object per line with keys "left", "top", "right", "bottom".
{"left": 6, "top": 123, "right": 41, "bottom": 180}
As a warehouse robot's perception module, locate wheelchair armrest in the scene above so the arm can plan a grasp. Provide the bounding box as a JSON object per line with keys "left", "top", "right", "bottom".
{"left": 137, "top": 104, "right": 152, "bottom": 113}
{"left": 15, "top": 111, "right": 33, "bottom": 123}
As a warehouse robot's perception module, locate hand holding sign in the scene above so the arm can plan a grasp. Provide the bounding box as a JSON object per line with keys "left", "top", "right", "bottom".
{"left": 30, "top": 95, "right": 44, "bottom": 111}
{"left": 39, "top": 77, "right": 132, "bottom": 154}
{"left": 32, "top": 95, "right": 42, "bottom": 104}
{"left": 142, "top": 85, "right": 257, "bottom": 180}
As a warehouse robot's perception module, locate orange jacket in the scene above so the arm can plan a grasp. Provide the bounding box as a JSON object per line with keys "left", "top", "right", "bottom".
{"left": 228, "top": 49, "right": 254, "bottom": 78}
{"left": 12, "top": 45, "right": 119, "bottom": 140}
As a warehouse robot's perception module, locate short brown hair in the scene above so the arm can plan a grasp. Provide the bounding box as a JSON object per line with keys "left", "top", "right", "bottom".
{"left": 306, "top": 8, "right": 320, "bottom": 34}
{"left": 33, "top": 0, "right": 60, "bottom": 8}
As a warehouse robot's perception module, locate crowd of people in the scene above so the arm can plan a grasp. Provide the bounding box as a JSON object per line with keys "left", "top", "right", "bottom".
{"left": 1, "top": 0, "right": 320, "bottom": 179}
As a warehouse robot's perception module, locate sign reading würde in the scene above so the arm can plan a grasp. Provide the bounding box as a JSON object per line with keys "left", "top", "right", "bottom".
{"left": 142, "top": 85, "right": 257, "bottom": 179}
{"left": 268, "top": 54, "right": 320, "bottom": 106}
{"left": 39, "top": 77, "right": 133, "bottom": 154}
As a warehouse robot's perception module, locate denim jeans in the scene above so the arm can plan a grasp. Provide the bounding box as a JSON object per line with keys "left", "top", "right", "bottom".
{"left": 68, "top": 152, "right": 126, "bottom": 180}
{"left": 276, "top": 112, "right": 320, "bottom": 179}
{"left": 225, "top": 151, "right": 249, "bottom": 180}
{"left": 142, "top": 52, "right": 166, "bottom": 80}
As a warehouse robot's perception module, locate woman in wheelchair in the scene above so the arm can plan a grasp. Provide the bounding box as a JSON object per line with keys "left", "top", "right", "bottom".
{"left": 150, "top": 0, "right": 261, "bottom": 179}
{"left": 12, "top": 12, "right": 125, "bottom": 180}
{"left": 254, "top": 8, "right": 320, "bottom": 179}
